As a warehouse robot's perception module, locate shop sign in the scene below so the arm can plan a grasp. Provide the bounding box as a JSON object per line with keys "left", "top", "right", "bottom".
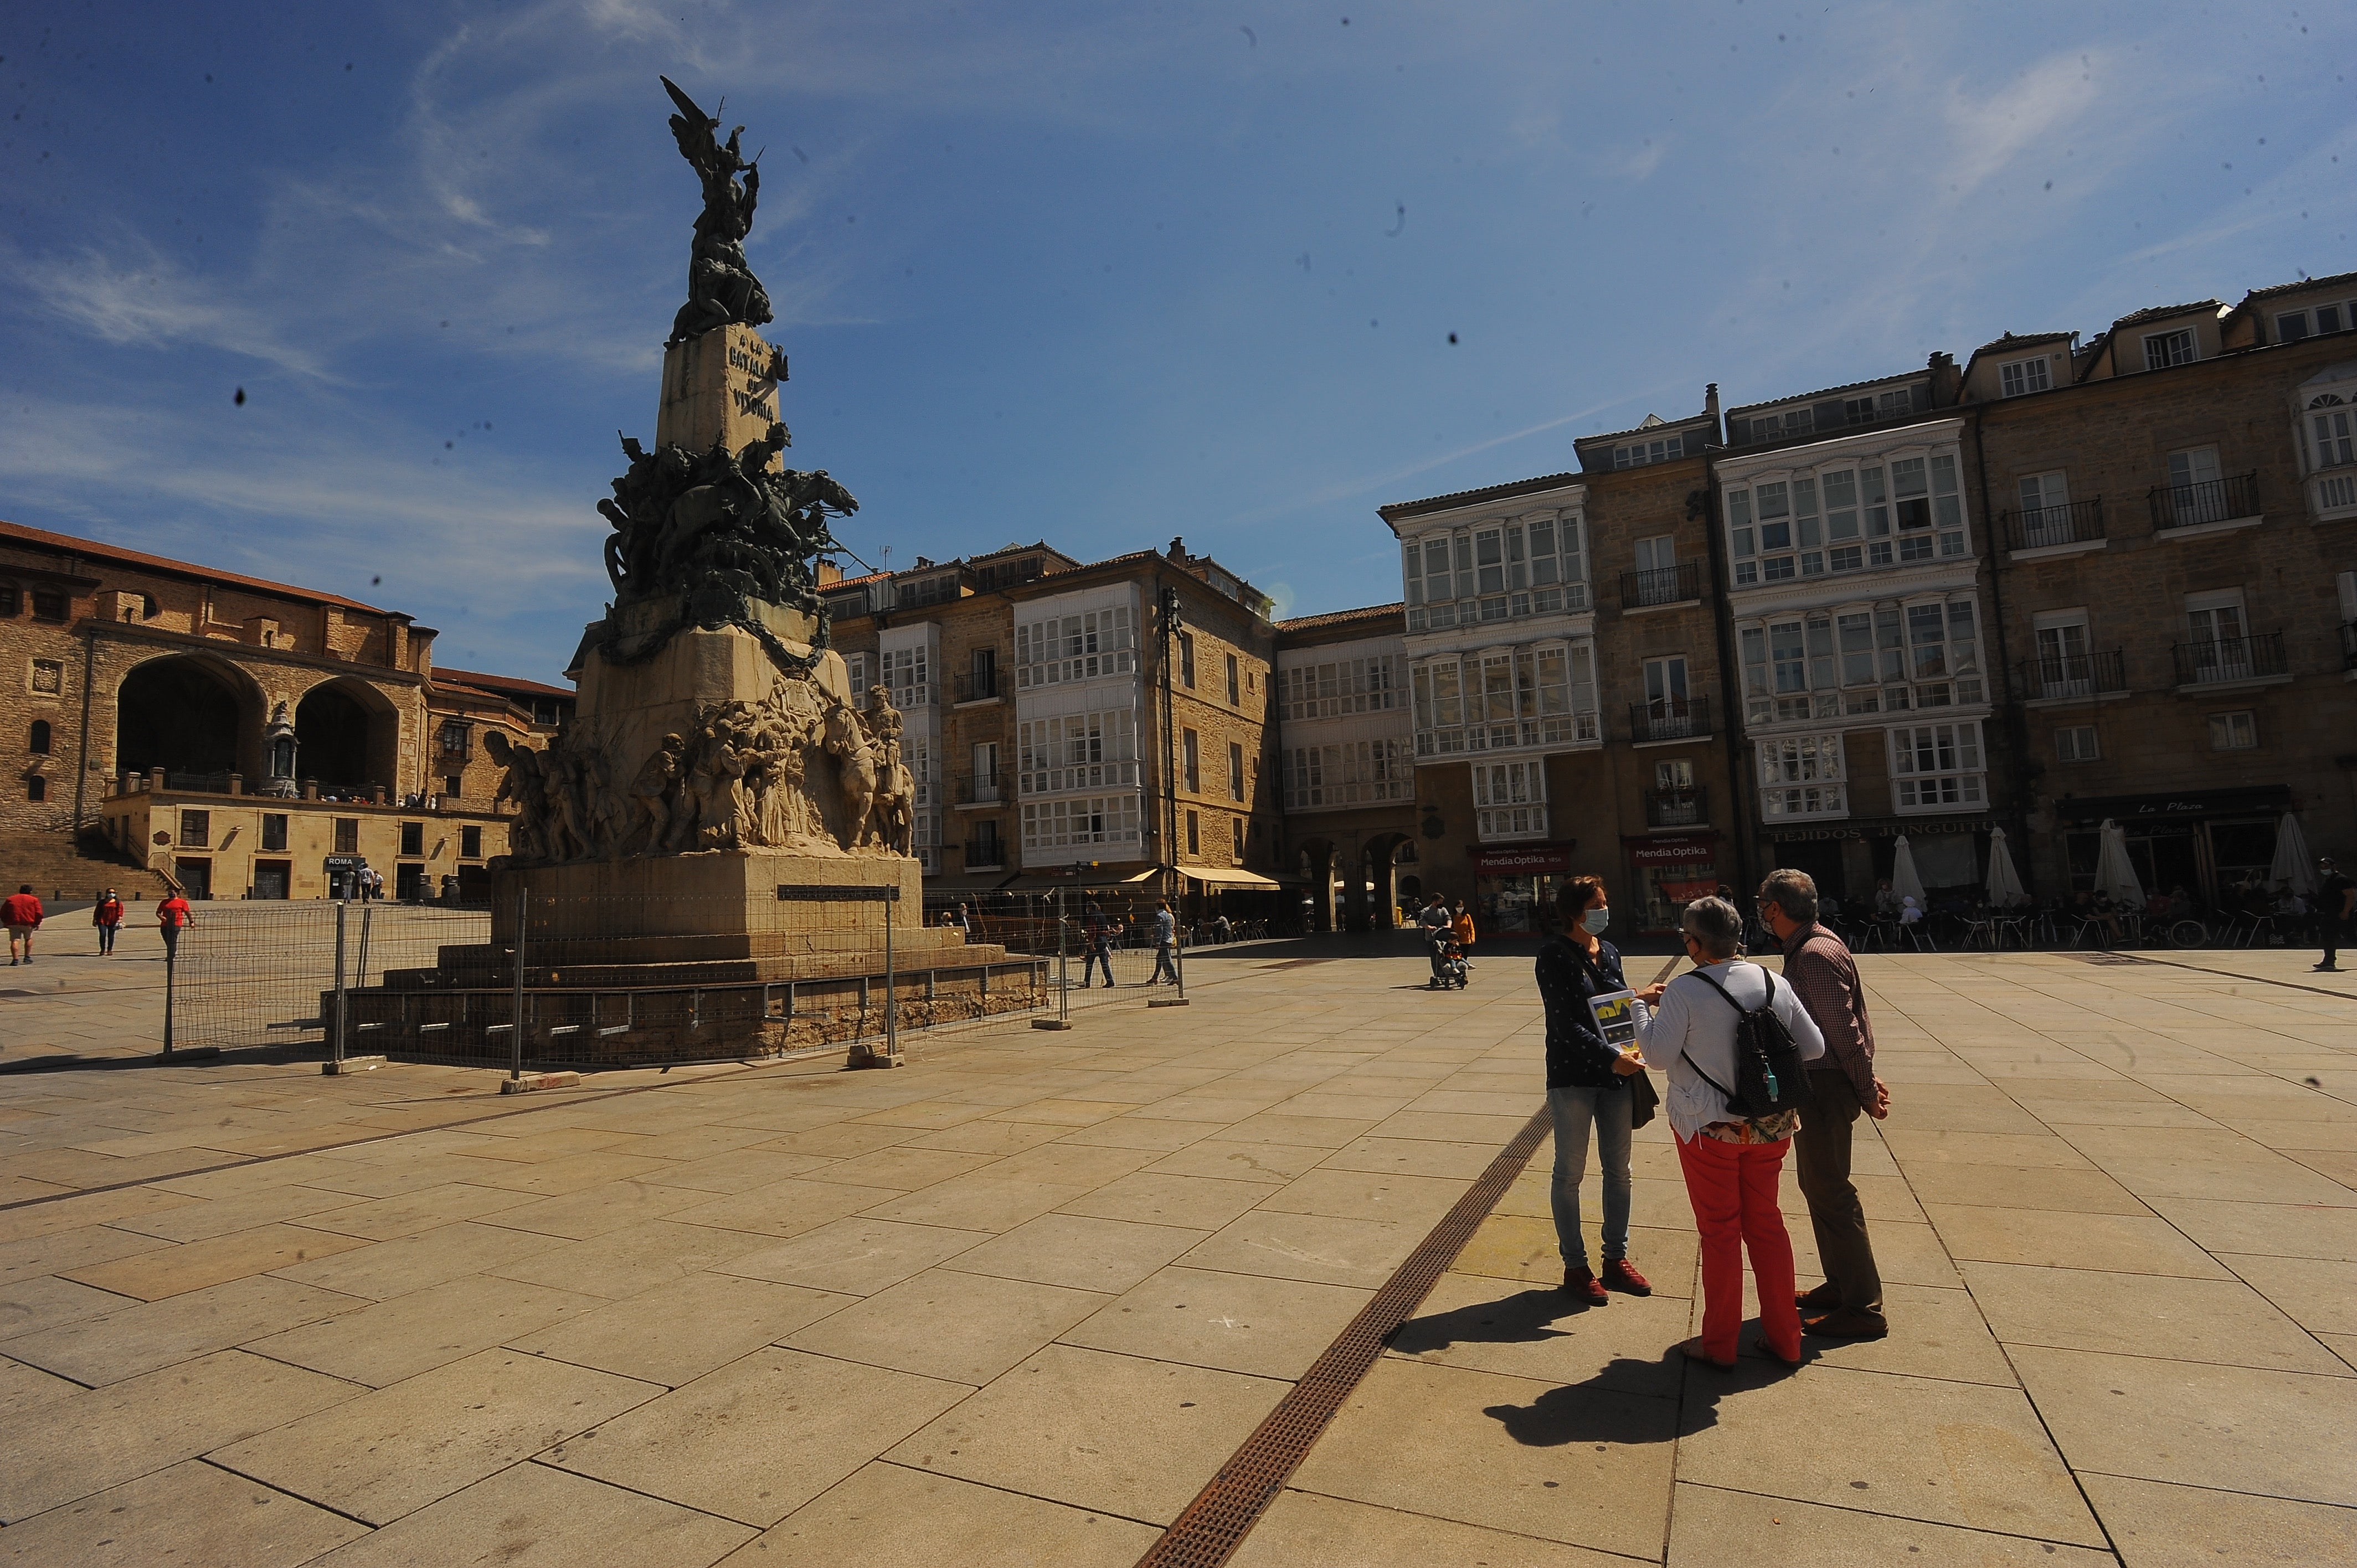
{"left": 1625, "top": 835, "right": 1717, "bottom": 866}
{"left": 1472, "top": 843, "right": 1574, "bottom": 875}
{"left": 1764, "top": 818, "right": 1989, "bottom": 842}
{"left": 2056, "top": 786, "right": 2291, "bottom": 823}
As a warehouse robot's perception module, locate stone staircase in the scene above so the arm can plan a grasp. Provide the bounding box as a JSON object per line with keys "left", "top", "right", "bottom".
{"left": 0, "top": 826, "right": 175, "bottom": 905}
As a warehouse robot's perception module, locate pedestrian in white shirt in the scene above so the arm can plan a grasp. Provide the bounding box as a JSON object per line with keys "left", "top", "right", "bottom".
{"left": 1634, "top": 895, "right": 1826, "bottom": 1369}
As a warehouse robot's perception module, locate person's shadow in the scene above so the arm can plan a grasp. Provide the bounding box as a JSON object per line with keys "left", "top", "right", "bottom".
{"left": 1397, "top": 1288, "right": 1804, "bottom": 1447}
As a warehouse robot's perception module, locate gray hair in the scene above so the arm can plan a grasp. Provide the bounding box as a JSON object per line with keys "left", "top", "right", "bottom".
{"left": 1758, "top": 868, "right": 1820, "bottom": 926}
{"left": 1681, "top": 896, "right": 1744, "bottom": 961}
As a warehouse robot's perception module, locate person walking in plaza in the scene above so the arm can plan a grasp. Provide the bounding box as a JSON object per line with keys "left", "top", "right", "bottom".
{"left": 2, "top": 885, "right": 42, "bottom": 966}
{"left": 93, "top": 888, "right": 125, "bottom": 956}
{"left": 2316, "top": 857, "right": 2355, "bottom": 972}
{"left": 1416, "top": 893, "right": 1453, "bottom": 988}
{"left": 1533, "top": 876, "right": 1658, "bottom": 1306}
{"left": 1150, "top": 899, "right": 1180, "bottom": 984}
{"left": 1634, "top": 894, "right": 1825, "bottom": 1367}
{"left": 157, "top": 887, "right": 193, "bottom": 961}
{"left": 1080, "top": 899, "right": 1116, "bottom": 988}
{"left": 1757, "top": 868, "right": 1891, "bottom": 1340}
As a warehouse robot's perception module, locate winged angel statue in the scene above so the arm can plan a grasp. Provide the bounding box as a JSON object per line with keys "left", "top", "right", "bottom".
{"left": 663, "top": 75, "right": 774, "bottom": 347}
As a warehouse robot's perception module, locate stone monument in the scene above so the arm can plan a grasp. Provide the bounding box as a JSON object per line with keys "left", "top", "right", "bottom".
{"left": 343, "top": 80, "right": 1037, "bottom": 1065}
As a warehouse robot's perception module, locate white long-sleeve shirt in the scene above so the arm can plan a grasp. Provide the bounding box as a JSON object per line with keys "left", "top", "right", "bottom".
{"left": 1634, "top": 959, "right": 1826, "bottom": 1142}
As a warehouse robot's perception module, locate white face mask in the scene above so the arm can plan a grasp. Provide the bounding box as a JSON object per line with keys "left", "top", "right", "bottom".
{"left": 1582, "top": 907, "right": 1611, "bottom": 935}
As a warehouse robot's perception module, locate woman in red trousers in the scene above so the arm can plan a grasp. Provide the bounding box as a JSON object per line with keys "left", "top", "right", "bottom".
{"left": 1633, "top": 895, "right": 1826, "bottom": 1368}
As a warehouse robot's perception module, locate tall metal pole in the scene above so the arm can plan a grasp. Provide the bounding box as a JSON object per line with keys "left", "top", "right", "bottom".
{"left": 332, "top": 898, "right": 349, "bottom": 1070}
{"left": 883, "top": 888, "right": 898, "bottom": 1061}
{"left": 162, "top": 935, "right": 176, "bottom": 1058}
{"left": 510, "top": 883, "right": 527, "bottom": 1082}
{"left": 1057, "top": 886, "right": 1069, "bottom": 1023}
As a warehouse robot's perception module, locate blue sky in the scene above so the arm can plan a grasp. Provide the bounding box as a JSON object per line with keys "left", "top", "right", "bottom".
{"left": 3, "top": 2, "right": 2351, "bottom": 679}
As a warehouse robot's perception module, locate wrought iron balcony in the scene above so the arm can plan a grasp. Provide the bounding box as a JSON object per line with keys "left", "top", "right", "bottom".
{"left": 1645, "top": 786, "right": 1708, "bottom": 828}
{"left": 2015, "top": 649, "right": 2128, "bottom": 701}
{"left": 1627, "top": 695, "right": 1711, "bottom": 743}
{"left": 2149, "top": 472, "right": 2261, "bottom": 532}
{"left": 954, "top": 771, "right": 1003, "bottom": 806}
{"left": 2170, "top": 632, "right": 2287, "bottom": 687}
{"left": 1619, "top": 561, "right": 1704, "bottom": 610}
{"left": 2003, "top": 498, "right": 2106, "bottom": 553}
{"left": 954, "top": 669, "right": 1003, "bottom": 704}
{"left": 963, "top": 838, "right": 1007, "bottom": 870}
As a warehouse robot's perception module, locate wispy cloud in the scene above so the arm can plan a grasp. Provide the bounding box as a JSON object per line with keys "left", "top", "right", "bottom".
{"left": 5, "top": 241, "right": 334, "bottom": 378}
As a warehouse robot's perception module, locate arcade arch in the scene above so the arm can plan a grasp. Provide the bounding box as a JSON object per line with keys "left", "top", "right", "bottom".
{"left": 115, "top": 653, "right": 266, "bottom": 783}
{"left": 295, "top": 677, "right": 402, "bottom": 796}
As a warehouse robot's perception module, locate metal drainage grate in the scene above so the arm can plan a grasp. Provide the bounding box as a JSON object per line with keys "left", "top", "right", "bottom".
{"left": 1133, "top": 1103, "right": 1553, "bottom": 1568}
{"left": 2068, "top": 952, "right": 2148, "bottom": 967}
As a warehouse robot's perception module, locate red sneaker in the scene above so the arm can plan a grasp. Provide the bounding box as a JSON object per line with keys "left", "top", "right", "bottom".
{"left": 1601, "top": 1258, "right": 1651, "bottom": 1296}
{"left": 1562, "top": 1267, "right": 1609, "bottom": 1306}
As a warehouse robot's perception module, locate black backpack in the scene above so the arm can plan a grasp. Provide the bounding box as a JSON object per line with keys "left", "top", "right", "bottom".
{"left": 1684, "top": 967, "right": 1811, "bottom": 1118}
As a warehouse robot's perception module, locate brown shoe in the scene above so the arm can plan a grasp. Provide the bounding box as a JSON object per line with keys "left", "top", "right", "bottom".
{"left": 1802, "top": 1308, "right": 1889, "bottom": 1340}
{"left": 1601, "top": 1258, "right": 1651, "bottom": 1296}
{"left": 1562, "top": 1267, "right": 1608, "bottom": 1306}
{"left": 1795, "top": 1282, "right": 1840, "bottom": 1312}
{"left": 1751, "top": 1336, "right": 1803, "bottom": 1367}
{"left": 1677, "top": 1336, "right": 1735, "bottom": 1369}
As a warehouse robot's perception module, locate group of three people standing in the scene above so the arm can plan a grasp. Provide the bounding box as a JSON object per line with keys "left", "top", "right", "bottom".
{"left": 1536, "top": 869, "right": 1886, "bottom": 1367}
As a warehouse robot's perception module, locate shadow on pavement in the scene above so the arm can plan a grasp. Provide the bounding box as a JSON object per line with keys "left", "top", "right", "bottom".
{"left": 1390, "top": 1288, "right": 1574, "bottom": 1355}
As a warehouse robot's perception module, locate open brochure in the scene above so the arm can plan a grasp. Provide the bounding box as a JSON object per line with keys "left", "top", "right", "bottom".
{"left": 1588, "top": 988, "right": 1644, "bottom": 1054}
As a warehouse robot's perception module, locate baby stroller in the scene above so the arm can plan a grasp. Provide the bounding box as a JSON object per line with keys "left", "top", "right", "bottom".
{"left": 1430, "top": 940, "right": 1470, "bottom": 991}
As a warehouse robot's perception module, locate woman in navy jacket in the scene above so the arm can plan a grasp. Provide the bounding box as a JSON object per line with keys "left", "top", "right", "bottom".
{"left": 1534, "top": 875, "right": 1663, "bottom": 1305}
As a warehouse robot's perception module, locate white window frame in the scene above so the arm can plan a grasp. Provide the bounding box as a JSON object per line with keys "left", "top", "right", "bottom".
{"left": 1014, "top": 606, "right": 1137, "bottom": 689}
{"left": 1887, "top": 720, "right": 1989, "bottom": 814}
{"left": 1756, "top": 734, "right": 1847, "bottom": 821}
{"left": 1017, "top": 710, "right": 1140, "bottom": 796}
{"left": 2031, "top": 608, "right": 2096, "bottom": 699}
{"left": 2298, "top": 389, "right": 2357, "bottom": 520}
{"left": 1999, "top": 356, "right": 2051, "bottom": 397}
{"left": 2144, "top": 328, "right": 2196, "bottom": 370}
{"left": 1471, "top": 759, "right": 1548, "bottom": 842}
{"left": 1280, "top": 654, "right": 1400, "bottom": 721}
{"left": 1284, "top": 739, "right": 1412, "bottom": 811}
{"left": 1737, "top": 592, "right": 1982, "bottom": 726}
{"left": 1724, "top": 447, "right": 1967, "bottom": 589}
{"left": 2056, "top": 725, "right": 2100, "bottom": 763}
{"left": 2208, "top": 711, "right": 2257, "bottom": 751}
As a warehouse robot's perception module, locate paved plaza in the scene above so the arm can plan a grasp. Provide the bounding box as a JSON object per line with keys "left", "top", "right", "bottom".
{"left": 0, "top": 932, "right": 2353, "bottom": 1566}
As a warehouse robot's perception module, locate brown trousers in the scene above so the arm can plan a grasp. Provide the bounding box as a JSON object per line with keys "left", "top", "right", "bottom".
{"left": 1793, "top": 1068, "right": 1884, "bottom": 1318}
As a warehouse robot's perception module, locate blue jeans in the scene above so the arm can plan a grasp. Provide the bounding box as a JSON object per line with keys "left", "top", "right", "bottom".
{"left": 1549, "top": 1082, "right": 1634, "bottom": 1271}
{"left": 1081, "top": 943, "right": 1114, "bottom": 986}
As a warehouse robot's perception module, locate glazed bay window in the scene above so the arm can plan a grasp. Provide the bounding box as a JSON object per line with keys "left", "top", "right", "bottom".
{"left": 1888, "top": 721, "right": 1987, "bottom": 811}
{"left": 1411, "top": 642, "right": 1598, "bottom": 756}
{"left": 1741, "top": 595, "right": 1980, "bottom": 724}
{"left": 1015, "top": 607, "right": 1136, "bottom": 688}
{"left": 1285, "top": 739, "right": 1412, "bottom": 809}
{"left": 1017, "top": 710, "right": 1139, "bottom": 794}
{"left": 1280, "top": 655, "right": 1399, "bottom": 720}
{"left": 1472, "top": 759, "right": 1547, "bottom": 841}
{"left": 1757, "top": 735, "right": 1846, "bottom": 821}
{"left": 1021, "top": 795, "right": 1141, "bottom": 852}
{"left": 1727, "top": 451, "right": 1965, "bottom": 587}
{"left": 2303, "top": 392, "right": 2357, "bottom": 514}
{"left": 882, "top": 647, "right": 932, "bottom": 709}
{"left": 1402, "top": 514, "right": 1586, "bottom": 631}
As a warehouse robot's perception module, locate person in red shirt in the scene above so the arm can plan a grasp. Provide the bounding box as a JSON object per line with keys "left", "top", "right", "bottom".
{"left": 2, "top": 885, "right": 41, "bottom": 966}
{"left": 156, "top": 890, "right": 193, "bottom": 961}
{"left": 93, "top": 888, "right": 126, "bottom": 956}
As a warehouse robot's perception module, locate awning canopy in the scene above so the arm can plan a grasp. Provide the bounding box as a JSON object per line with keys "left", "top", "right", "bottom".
{"left": 1183, "top": 867, "right": 1281, "bottom": 890}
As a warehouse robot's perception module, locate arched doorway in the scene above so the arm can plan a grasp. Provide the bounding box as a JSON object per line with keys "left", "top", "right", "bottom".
{"left": 296, "top": 679, "right": 399, "bottom": 796}
{"left": 116, "top": 654, "right": 264, "bottom": 785}
{"left": 1363, "top": 832, "right": 1413, "bottom": 929}
{"left": 1294, "top": 839, "right": 1338, "bottom": 932}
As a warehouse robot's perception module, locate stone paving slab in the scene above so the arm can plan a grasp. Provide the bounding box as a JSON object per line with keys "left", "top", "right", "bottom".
{"left": 0, "top": 942, "right": 2352, "bottom": 1562}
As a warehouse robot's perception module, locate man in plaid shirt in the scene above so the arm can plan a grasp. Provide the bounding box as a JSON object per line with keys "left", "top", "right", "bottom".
{"left": 1758, "top": 868, "right": 1889, "bottom": 1339}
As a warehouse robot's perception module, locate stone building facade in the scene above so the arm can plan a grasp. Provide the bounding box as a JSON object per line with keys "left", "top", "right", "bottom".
{"left": 1272, "top": 604, "right": 1414, "bottom": 929}
{"left": 1373, "top": 392, "right": 1740, "bottom": 941}
{"left": 2, "top": 519, "right": 562, "bottom": 900}
{"left": 1363, "top": 266, "right": 2356, "bottom": 925}
{"left": 823, "top": 538, "right": 1285, "bottom": 910}
{"left": 1967, "top": 291, "right": 2357, "bottom": 902}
